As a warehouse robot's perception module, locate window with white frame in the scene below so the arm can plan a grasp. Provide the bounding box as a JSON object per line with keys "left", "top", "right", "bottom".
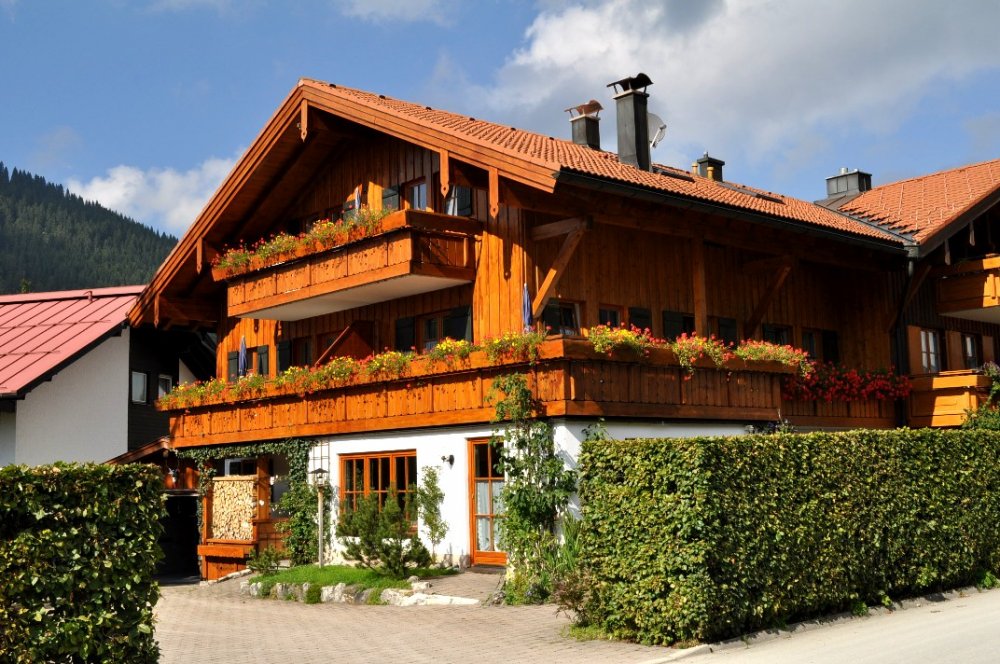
{"left": 130, "top": 371, "right": 148, "bottom": 404}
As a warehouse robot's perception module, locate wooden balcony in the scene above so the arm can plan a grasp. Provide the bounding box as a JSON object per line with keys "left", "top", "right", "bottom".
{"left": 163, "top": 339, "right": 794, "bottom": 448}
{"left": 222, "top": 210, "right": 480, "bottom": 321}
{"left": 936, "top": 255, "right": 1000, "bottom": 323}
{"left": 781, "top": 398, "right": 896, "bottom": 429}
{"left": 907, "top": 370, "right": 990, "bottom": 428}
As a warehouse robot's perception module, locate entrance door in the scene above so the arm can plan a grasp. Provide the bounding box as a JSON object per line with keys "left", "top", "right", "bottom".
{"left": 469, "top": 439, "right": 505, "bottom": 565}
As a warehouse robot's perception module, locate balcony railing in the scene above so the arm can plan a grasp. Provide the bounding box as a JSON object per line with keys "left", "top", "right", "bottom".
{"left": 162, "top": 339, "right": 794, "bottom": 448}
{"left": 936, "top": 254, "right": 1000, "bottom": 323}
{"left": 781, "top": 398, "right": 896, "bottom": 429}
{"left": 219, "top": 210, "right": 480, "bottom": 321}
{"left": 907, "top": 370, "right": 990, "bottom": 428}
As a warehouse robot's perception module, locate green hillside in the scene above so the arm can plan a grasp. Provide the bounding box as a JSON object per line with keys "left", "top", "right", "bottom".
{"left": 0, "top": 162, "right": 177, "bottom": 294}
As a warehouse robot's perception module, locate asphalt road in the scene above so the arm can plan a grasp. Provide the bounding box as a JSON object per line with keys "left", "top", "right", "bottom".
{"left": 677, "top": 587, "right": 1000, "bottom": 664}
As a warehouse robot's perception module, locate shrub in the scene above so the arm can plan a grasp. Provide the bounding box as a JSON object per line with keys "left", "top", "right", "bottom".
{"left": 339, "top": 488, "right": 431, "bottom": 579}
{"left": 275, "top": 481, "right": 328, "bottom": 566}
{"left": 247, "top": 545, "right": 282, "bottom": 576}
{"left": 579, "top": 429, "right": 1000, "bottom": 645}
{"left": 0, "top": 464, "right": 162, "bottom": 662}
{"left": 415, "top": 466, "right": 448, "bottom": 561}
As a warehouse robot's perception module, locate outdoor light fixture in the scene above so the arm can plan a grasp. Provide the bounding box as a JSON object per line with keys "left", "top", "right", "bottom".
{"left": 441, "top": 454, "right": 454, "bottom": 467}
{"left": 310, "top": 467, "right": 328, "bottom": 567}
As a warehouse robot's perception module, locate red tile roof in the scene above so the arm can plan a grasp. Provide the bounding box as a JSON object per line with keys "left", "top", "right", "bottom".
{"left": 839, "top": 158, "right": 1000, "bottom": 243}
{"left": 0, "top": 286, "right": 143, "bottom": 397}
{"left": 304, "top": 80, "right": 905, "bottom": 246}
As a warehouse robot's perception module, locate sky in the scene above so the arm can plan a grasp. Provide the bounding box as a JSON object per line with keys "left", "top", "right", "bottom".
{"left": 2, "top": 0, "right": 1000, "bottom": 238}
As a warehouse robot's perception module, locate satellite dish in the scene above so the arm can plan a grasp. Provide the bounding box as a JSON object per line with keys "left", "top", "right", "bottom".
{"left": 648, "top": 112, "right": 667, "bottom": 149}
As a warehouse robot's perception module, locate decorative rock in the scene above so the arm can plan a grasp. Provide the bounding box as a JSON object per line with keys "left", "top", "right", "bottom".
{"left": 380, "top": 588, "right": 407, "bottom": 604}
{"left": 273, "top": 583, "right": 295, "bottom": 600}
{"left": 410, "top": 581, "right": 432, "bottom": 591}
{"left": 248, "top": 583, "right": 264, "bottom": 598}
{"left": 356, "top": 588, "right": 373, "bottom": 604}
{"left": 406, "top": 575, "right": 420, "bottom": 583}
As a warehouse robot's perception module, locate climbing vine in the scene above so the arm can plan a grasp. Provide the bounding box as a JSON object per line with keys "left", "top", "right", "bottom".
{"left": 487, "top": 373, "right": 577, "bottom": 603}
{"left": 176, "top": 439, "right": 323, "bottom": 565}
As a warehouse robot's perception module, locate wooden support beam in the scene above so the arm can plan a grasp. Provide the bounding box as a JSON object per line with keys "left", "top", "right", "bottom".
{"left": 530, "top": 216, "right": 591, "bottom": 241}
{"left": 744, "top": 262, "right": 793, "bottom": 338}
{"left": 155, "top": 294, "right": 220, "bottom": 327}
{"left": 197, "top": 239, "right": 221, "bottom": 275}
{"left": 532, "top": 227, "right": 586, "bottom": 319}
{"left": 439, "top": 149, "right": 450, "bottom": 197}
{"left": 691, "top": 238, "right": 709, "bottom": 335}
{"left": 488, "top": 167, "right": 500, "bottom": 218}
{"left": 299, "top": 99, "right": 308, "bottom": 141}
{"left": 886, "top": 262, "right": 931, "bottom": 332}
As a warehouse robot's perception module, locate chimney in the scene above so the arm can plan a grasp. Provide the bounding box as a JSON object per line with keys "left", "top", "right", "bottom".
{"left": 607, "top": 73, "right": 653, "bottom": 170}
{"left": 565, "top": 100, "right": 603, "bottom": 150}
{"left": 825, "top": 167, "right": 872, "bottom": 198}
{"left": 695, "top": 153, "right": 725, "bottom": 182}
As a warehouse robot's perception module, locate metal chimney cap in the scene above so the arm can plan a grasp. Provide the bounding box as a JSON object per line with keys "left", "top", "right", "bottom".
{"left": 565, "top": 99, "right": 603, "bottom": 118}
{"left": 607, "top": 73, "right": 653, "bottom": 95}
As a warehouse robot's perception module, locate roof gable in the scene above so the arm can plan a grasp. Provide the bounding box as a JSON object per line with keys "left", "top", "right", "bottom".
{"left": 839, "top": 158, "right": 1000, "bottom": 247}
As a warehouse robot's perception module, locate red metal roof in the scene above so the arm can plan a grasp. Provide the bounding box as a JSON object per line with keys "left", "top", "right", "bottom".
{"left": 0, "top": 286, "right": 143, "bottom": 397}
{"left": 839, "top": 158, "right": 1000, "bottom": 243}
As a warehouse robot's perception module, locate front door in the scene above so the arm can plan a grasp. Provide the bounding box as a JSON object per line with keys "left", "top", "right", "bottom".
{"left": 469, "top": 438, "right": 505, "bottom": 565}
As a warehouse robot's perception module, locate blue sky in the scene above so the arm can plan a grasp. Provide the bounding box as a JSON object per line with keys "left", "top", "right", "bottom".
{"left": 2, "top": 0, "right": 1000, "bottom": 237}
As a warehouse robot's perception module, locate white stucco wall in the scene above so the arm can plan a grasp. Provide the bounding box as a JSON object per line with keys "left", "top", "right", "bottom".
{"left": 14, "top": 328, "right": 130, "bottom": 466}
{"left": 0, "top": 410, "right": 15, "bottom": 466}
{"left": 309, "top": 417, "right": 751, "bottom": 566}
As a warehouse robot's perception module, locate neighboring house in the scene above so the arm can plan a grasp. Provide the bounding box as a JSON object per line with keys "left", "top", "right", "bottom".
{"left": 127, "top": 76, "right": 1000, "bottom": 578}
{"left": 0, "top": 286, "right": 210, "bottom": 576}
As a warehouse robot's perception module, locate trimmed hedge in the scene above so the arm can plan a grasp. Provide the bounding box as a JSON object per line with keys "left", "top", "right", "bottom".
{"left": 0, "top": 463, "right": 163, "bottom": 662}
{"left": 579, "top": 429, "right": 1000, "bottom": 645}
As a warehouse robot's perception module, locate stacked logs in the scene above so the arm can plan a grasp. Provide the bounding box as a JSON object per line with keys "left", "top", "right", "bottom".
{"left": 211, "top": 476, "right": 256, "bottom": 540}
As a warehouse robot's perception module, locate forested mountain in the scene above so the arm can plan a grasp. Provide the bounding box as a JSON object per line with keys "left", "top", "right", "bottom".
{"left": 0, "top": 162, "right": 177, "bottom": 294}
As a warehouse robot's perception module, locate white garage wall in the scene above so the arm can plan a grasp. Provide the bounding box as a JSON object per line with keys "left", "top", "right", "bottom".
{"left": 15, "top": 329, "right": 130, "bottom": 466}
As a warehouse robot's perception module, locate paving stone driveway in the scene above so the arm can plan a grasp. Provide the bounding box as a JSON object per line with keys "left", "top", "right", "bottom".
{"left": 155, "top": 572, "right": 675, "bottom": 664}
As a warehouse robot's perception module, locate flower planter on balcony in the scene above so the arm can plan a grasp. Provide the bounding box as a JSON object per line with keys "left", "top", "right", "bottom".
{"left": 219, "top": 210, "right": 481, "bottom": 321}
{"left": 161, "top": 338, "right": 794, "bottom": 448}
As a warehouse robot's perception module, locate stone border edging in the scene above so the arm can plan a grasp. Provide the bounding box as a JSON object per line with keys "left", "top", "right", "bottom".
{"left": 239, "top": 578, "right": 479, "bottom": 606}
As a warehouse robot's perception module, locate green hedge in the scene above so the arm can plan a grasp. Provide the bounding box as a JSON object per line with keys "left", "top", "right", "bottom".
{"left": 579, "top": 429, "right": 1000, "bottom": 645}
{"left": 0, "top": 463, "right": 163, "bottom": 662}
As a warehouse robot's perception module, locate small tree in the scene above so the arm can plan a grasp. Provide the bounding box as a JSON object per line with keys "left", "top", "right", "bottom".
{"left": 340, "top": 488, "right": 431, "bottom": 578}
{"left": 416, "top": 466, "right": 448, "bottom": 563}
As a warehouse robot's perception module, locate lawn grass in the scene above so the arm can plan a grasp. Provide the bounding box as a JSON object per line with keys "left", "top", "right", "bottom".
{"left": 254, "top": 564, "right": 455, "bottom": 599}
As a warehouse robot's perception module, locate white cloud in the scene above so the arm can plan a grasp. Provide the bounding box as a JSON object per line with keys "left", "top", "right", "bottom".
{"left": 67, "top": 155, "right": 237, "bottom": 236}
{"left": 334, "top": 0, "right": 458, "bottom": 25}
{"left": 462, "top": 0, "right": 1000, "bottom": 181}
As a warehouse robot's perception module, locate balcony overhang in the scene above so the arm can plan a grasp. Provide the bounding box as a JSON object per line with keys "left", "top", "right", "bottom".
{"left": 220, "top": 210, "right": 480, "bottom": 321}
{"left": 936, "top": 255, "right": 1000, "bottom": 324}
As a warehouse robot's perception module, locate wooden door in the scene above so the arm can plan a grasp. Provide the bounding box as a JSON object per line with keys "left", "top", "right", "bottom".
{"left": 469, "top": 438, "right": 506, "bottom": 565}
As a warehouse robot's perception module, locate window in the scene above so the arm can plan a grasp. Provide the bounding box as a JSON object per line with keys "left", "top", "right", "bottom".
{"left": 444, "top": 185, "right": 473, "bottom": 216}
{"left": 762, "top": 324, "right": 792, "bottom": 346}
{"left": 419, "top": 313, "right": 445, "bottom": 351}
{"left": 962, "top": 333, "right": 981, "bottom": 370}
{"left": 256, "top": 345, "right": 270, "bottom": 376}
{"left": 382, "top": 186, "right": 400, "bottom": 212}
{"left": 157, "top": 374, "right": 173, "bottom": 399}
{"left": 404, "top": 179, "right": 427, "bottom": 211}
{"left": 662, "top": 310, "right": 695, "bottom": 340}
{"left": 130, "top": 371, "right": 148, "bottom": 404}
{"left": 542, "top": 301, "right": 580, "bottom": 336}
{"left": 920, "top": 329, "right": 941, "bottom": 373}
{"left": 292, "top": 337, "right": 312, "bottom": 367}
{"left": 801, "top": 329, "right": 840, "bottom": 364}
{"left": 598, "top": 306, "right": 622, "bottom": 327}
{"left": 340, "top": 451, "right": 417, "bottom": 520}
{"left": 222, "top": 457, "right": 257, "bottom": 476}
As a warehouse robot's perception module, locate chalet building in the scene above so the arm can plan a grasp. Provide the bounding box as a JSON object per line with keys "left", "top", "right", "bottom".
{"left": 129, "top": 76, "right": 1000, "bottom": 578}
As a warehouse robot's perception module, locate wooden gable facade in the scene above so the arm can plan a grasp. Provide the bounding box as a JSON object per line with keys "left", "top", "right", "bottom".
{"left": 131, "top": 79, "right": 1000, "bottom": 577}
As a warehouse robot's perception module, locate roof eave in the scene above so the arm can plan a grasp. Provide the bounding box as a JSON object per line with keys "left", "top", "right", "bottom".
{"left": 910, "top": 184, "right": 1000, "bottom": 259}
{"left": 554, "top": 169, "right": 910, "bottom": 256}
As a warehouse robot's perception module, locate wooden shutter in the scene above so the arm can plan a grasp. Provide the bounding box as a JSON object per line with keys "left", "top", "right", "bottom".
{"left": 256, "top": 345, "right": 269, "bottom": 376}
{"left": 395, "top": 317, "right": 415, "bottom": 351}
{"left": 984, "top": 335, "right": 995, "bottom": 364}
{"left": 906, "top": 325, "right": 923, "bottom": 374}
{"left": 444, "top": 306, "right": 472, "bottom": 341}
{"left": 945, "top": 330, "right": 963, "bottom": 372}
{"left": 628, "top": 307, "right": 652, "bottom": 332}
